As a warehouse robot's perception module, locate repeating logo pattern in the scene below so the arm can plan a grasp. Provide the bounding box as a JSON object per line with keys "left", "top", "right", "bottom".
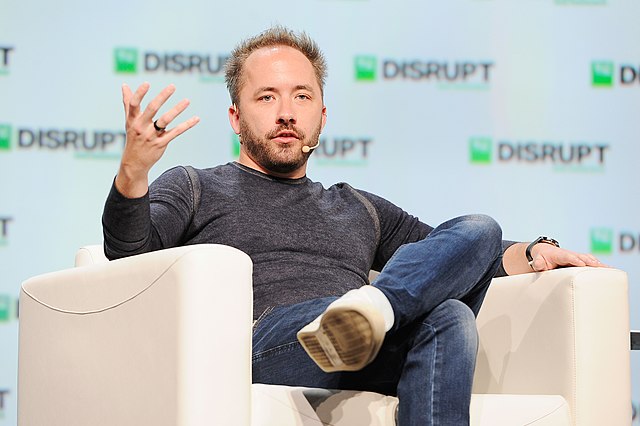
{"left": 113, "top": 47, "right": 229, "bottom": 82}
{"left": 469, "top": 137, "right": 610, "bottom": 171}
{"left": 2, "top": 4, "right": 640, "bottom": 425}
{"left": 0, "top": 124, "right": 125, "bottom": 159}
{"left": 355, "top": 55, "right": 494, "bottom": 89}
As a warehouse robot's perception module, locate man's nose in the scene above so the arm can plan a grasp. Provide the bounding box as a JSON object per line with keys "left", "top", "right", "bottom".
{"left": 277, "top": 101, "right": 296, "bottom": 124}
{"left": 277, "top": 115, "right": 295, "bottom": 124}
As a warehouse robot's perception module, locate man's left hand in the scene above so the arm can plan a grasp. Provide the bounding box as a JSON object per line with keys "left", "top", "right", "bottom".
{"left": 529, "top": 243, "right": 607, "bottom": 272}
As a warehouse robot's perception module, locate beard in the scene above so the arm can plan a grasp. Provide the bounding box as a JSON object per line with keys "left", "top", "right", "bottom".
{"left": 239, "top": 118, "right": 322, "bottom": 175}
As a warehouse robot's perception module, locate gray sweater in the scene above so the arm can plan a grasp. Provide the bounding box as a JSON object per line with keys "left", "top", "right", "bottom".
{"left": 103, "top": 162, "right": 511, "bottom": 319}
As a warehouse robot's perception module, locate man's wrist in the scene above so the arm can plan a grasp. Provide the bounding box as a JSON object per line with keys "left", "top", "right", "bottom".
{"left": 115, "top": 165, "right": 150, "bottom": 199}
{"left": 526, "top": 236, "right": 560, "bottom": 270}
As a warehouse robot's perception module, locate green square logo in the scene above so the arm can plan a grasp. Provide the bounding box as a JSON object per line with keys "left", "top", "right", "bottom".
{"left": 590, "top": 228, "right": 613, "bottom": 254}
{"left": 114, "top": 47, "right": 138, "bottom": 74}
{"left": 231, "top": 133, "right": 240, "bottom": 157}
{"left": 355, "top": 55, "right": 377, "bottom": 81}
{"left": 591, "top": 61, "right": 614, "bottom": 87}
{"left": 0, "top": 124, "right": 11, "bottom": 150}
{"left": 469, "top": 137, "right": 492, "bottom": 164}
{"left": 0, "top": 295, "right": 11, "bottom": 322}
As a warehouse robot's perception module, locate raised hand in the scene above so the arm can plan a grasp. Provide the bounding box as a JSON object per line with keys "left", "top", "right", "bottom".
{"left": 116, "top": 82, "right": 200, "bottom": 198}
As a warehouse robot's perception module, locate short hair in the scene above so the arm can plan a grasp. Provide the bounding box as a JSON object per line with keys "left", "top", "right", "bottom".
{"left": 225, "top": 26, "right": 327, "bottom": 106}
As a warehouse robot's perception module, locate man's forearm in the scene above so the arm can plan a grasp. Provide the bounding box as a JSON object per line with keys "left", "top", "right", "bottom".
{"left": 102, "top": 180, "right": 154, "bottom": 260}
{"left": 502, "top": 242, "right": 531, "bottom": 275}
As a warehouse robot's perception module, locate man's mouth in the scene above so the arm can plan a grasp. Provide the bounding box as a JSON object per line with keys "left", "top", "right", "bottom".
{"left": 271, "top": 130, "right": 300, "bottom": 144}
{"left": 273, "top": 130, "right": 299, "bottom": 139}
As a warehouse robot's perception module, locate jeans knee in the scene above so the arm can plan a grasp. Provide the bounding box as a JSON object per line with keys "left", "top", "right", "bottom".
{"left": 440, "top": 299, "right": 477, "bottom": 329}
{"left": 431, "top": 299, "right": 478, "bottom": 354}
{"left": 457, "top": 214, "right": 502, "bottom": 255}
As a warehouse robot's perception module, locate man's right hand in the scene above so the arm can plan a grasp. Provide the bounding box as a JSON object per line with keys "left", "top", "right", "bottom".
{"left": 115, "top": 82, "right": 200, "bottom": 198}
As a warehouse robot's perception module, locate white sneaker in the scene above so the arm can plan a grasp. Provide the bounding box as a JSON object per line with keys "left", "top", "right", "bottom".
{"left": 296, "top": 286, "right": 391, "bottom": 373}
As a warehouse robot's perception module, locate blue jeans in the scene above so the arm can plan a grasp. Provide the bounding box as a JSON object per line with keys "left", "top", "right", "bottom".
{"left": 252, "top": 214, "right": 503, "bottom": 425}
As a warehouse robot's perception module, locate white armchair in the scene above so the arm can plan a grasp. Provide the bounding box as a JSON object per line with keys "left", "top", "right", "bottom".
{"left": 18, "top": 244, "right": 632, "bottom": 425}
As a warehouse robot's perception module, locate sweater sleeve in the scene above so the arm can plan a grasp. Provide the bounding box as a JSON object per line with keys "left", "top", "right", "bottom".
{"left": 102, "top": 166, "right": 195, "bottom": 260}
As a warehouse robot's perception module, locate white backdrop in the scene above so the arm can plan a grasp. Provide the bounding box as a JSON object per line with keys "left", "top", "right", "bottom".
{"left": 1, "top": 0, "right": 639, "bottom": 423}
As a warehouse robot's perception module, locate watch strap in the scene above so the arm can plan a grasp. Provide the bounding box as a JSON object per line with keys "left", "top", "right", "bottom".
{"left": 526, "top": 236, "right": 560, "bottom": 268}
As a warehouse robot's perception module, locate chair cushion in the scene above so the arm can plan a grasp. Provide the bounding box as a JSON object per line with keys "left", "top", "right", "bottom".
{"left": 252, "top": 384, "right": 571, "bottom": 425}
{"left": 252, "top": 384, "right": 396, "bottom": 425}
{"left": 470, "top": 394, "right": 571, "bottom": 425}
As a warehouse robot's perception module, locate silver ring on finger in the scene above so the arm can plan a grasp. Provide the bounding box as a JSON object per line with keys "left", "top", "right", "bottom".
{"left": 153, "top": 119, "right": 166, "bottom": 134}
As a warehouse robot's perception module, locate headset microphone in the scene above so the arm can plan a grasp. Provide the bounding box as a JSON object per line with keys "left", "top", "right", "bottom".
{"left": 302, "top": 140, "right": 320, "bottom": 153}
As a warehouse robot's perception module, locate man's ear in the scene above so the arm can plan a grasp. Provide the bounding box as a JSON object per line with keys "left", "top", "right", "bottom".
{"left": 228, "top": 103, "right": 240, "bottom": 134}
{"left": 321, "top": 105, "right": 327, "bottom": 131}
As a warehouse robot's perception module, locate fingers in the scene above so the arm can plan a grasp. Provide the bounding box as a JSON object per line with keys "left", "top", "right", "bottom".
{"left": 154, "top": 98, "right": 191, "bottom": 130}
{"left": 119, "top": 82, "right": 199, "bottom": 158}
{"left": 140, "top": 84, "right": 176, "bottom": 123}
{"left": 121, "top": 82, "right": 196, "bottom": 135}
{"left": 123, "top": 83, "right": 188, "bottom": 134}
{"left": 127, "top": 82, "right": 151, "bottom": 120}
{"left": 121, "top": 84, "right": 133, "bottom": 117}
{"left": 556, "top": 250, "right": 587, "bottom": 267}
{"left": 164, "top": 115, "right": 201, "bottom": 140}
{"left": 531, "top": 256, "right": 549, "bottom": 272}
{"left": 576, "top": 252, "right": 609, "bottom": 268}
{"left": 556, "top": 250, "right": 609, "bottom": 268}
{"left": 534, "top": 246, "right": 609, "bottom": 273}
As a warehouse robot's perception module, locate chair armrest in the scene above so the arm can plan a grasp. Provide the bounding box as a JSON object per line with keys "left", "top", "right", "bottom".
{"left": 74, "top": 244, "right": 109, "bottom": 266}
{"left": 473, "top": 267, "right": 631, "bottom": 425}
{"left": 19, "top": 244, "right": 253, "bottom": 426}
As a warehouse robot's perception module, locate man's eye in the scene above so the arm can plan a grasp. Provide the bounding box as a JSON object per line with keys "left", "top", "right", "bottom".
{"left": 296, "top": 94, "right": 310, "bottom": 100}
{"left": 261, "top": 95, "right": 274, "bottom": 101}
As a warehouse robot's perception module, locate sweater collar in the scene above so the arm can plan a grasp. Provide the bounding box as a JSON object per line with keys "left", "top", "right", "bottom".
{"left": 231, "top": 162, "right": 309, "bottom": 185}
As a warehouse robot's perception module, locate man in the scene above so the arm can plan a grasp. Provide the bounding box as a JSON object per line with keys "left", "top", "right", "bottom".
{"left": 103, "top": 26, "right": 604, "bottom": 425}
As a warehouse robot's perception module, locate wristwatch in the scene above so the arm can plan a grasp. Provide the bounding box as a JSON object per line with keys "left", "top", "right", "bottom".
{"left": 526, "top": 236, "right": 560, "bottom": 269}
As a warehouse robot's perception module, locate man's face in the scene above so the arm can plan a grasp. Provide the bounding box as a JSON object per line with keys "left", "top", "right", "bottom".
{"left": 229, "top": 45, "right": 327, "bottom": 177}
